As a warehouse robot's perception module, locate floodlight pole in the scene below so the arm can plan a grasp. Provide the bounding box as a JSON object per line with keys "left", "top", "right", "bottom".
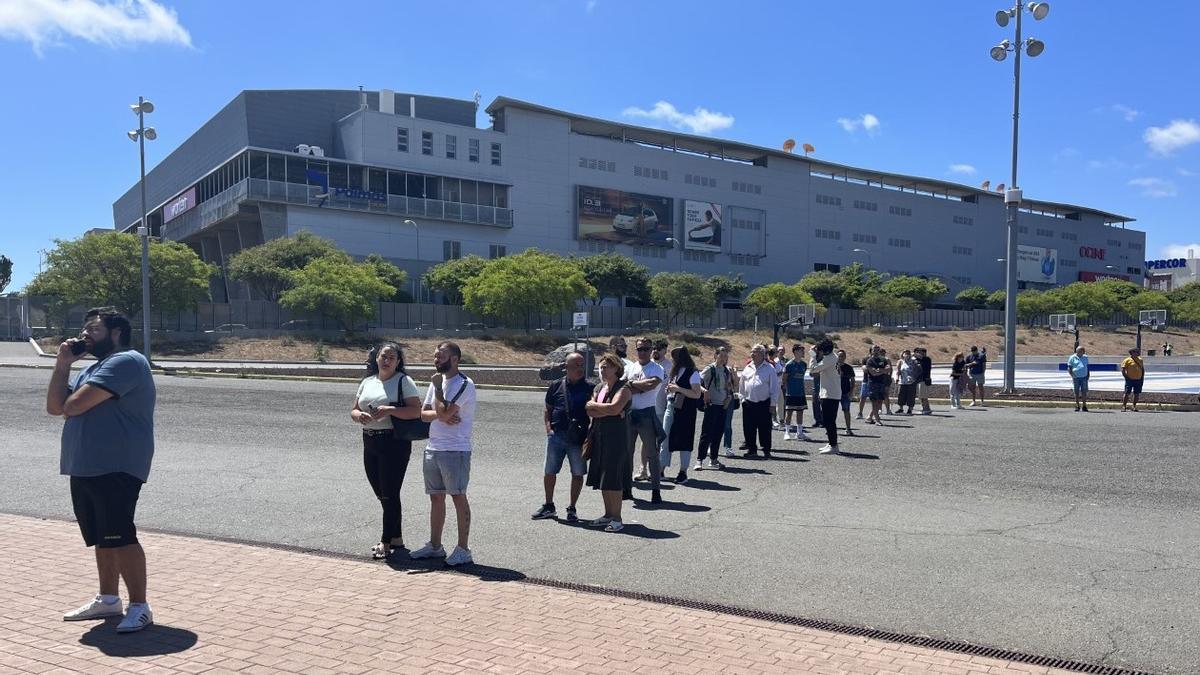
{"left": 1000, "top": 6, "right": 1025, "bottom": 395}
{"left": 136, "top": 97, "right": 152, "bottom": 362}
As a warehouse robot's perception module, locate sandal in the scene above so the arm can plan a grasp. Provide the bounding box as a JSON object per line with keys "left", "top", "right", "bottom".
{"left": 371, "top": 543, "right": 392, "bottom": 560}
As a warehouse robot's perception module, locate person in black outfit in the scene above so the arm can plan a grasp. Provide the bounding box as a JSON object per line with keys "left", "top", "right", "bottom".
{"left": 351, "top": 342, "right": 423, "bottom": 559}
{"left": 532, "top": 352, "right": 595, "bottom": 522}
{"left": 914, "top": 347, "right": 933, "bottom": 415}
{"left": 665, "top": 347, "right": 703, "bottom": 484}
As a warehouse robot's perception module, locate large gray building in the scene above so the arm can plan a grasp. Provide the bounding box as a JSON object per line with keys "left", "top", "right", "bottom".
{"left": 113, "top": 89, "right": 1146, "bottom": 303}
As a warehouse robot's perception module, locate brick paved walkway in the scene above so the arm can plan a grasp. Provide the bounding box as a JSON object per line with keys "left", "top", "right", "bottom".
{"left": 0, "top": 513, "right": 1073, "bottom": 674}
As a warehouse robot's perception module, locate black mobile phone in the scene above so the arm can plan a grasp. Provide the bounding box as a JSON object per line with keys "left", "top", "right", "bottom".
{"left": 69, "top": 339, "right": 88, "bottom": 356}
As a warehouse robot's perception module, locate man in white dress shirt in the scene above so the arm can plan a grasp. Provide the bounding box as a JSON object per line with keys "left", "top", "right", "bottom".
{"left": 739, "top": 344, "right": 779, "bottom": 459}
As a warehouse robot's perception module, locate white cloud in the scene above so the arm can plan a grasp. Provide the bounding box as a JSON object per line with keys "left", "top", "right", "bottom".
{"left": 585, "top": 0, "right": 596, "bottom": 12}
{"left": 948, "top": 163, "right": 976, "bottom": 175}
{"left": 836, "top": 113, "right": 880, "bottom": 135}
{"left": 1128, "top": 177, "right": 1178, "bottom": 198}
{"left": 1160, "top": 243, "right": 1200, "bottom": 259}
{"left": 1086, "top": 157, "right": 1127, "bottom": 170}
{"left": 621, "top": 101, "right": 734, "bottom": 135}
{"left": 1178, "top": 167, "right": 1196, "bottom": 177}
{"left": 0, "top": 0, "right": 191, "bottom": 54}
{"left": 1111, "top": 104, "right": 1141, "bottom": 122}
{"left": 1143, "top": 119, "right": 1200, "bottom": 156}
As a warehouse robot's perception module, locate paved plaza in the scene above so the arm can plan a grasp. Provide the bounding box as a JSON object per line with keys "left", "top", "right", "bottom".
{"left": 1, "top": 366, "right": 1198, "bottom": 673}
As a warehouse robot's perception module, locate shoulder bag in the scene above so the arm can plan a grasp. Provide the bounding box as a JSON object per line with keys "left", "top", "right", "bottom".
{"left": 561, "top": 378, "right": 590, "bottom": 446}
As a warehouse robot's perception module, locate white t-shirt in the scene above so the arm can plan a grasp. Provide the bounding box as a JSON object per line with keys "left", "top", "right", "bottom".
{"left": 423, "top": 373, "right": 477, "bottom": 452}
{"left": 628, "top": 360, "right": 665, "bottom": 410}
{"left": 356, "top": 374, "right": 420, "bottom": 430}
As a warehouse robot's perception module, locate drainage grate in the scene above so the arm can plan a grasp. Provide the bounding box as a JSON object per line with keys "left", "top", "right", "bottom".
{"left": 12, "top": 512, "right": 1157, "bottom": 675}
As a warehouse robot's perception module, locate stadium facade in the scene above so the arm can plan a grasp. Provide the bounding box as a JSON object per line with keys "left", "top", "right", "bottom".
{"left": 112, "top": 89, "right": 1146, "bottom": 303}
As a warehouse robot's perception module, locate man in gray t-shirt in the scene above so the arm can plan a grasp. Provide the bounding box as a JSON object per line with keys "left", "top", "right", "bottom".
{"left": 47, "top": 308, "right": 157, "bottom": 633}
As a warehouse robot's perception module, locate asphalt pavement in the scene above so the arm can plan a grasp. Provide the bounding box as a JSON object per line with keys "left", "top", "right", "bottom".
{"left": 2, "top": 367, "right": 1198, "bottom": 673}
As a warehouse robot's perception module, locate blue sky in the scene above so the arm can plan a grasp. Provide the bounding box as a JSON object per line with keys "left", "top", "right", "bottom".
{"left": 2, "top": 0, "right": 1198, "bottom": 292}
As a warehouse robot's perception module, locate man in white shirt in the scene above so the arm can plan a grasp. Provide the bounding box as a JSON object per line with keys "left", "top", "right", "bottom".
{"left": 739, "top": 344, "right": 779, "bottom": 459}
{"left": 412, "top": 342, "right": 478, "bottom": 566}
{"left": 650, "top": 338, "right": 673, "bottom": 475}
{"left": 626, "top": 337, "right": 664, "bottom": 503}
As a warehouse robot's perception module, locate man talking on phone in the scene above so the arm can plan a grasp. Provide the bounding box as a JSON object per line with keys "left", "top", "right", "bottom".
{"left": 46, "top": 307, "right": 157, "bottom": 633}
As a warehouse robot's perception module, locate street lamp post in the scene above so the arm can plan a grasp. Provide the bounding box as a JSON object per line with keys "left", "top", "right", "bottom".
{"left": 991, "top": 2, "right": 1049, "bottom": 394}
{"left": 403, "top": 219, "right": 420, "bottom": 301}
{"left": 852, "top": 248, "right": 873, "bottom": 269}
{"left": 128, "top": 97, "right": 157, "bottom": 361}
{"left": 665, "top": 237, "right": 683, "bottom": 272}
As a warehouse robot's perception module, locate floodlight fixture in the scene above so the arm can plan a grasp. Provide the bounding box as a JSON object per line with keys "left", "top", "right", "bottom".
{"left": 995, "top": 9, "right": 1011, "bottom": 27}
{"left": 991, "top": 41, "right": 1010, "bottom": 61}
{"left": 143, "top": 127, "right": 157, "bottom": 140}
{"left": 1028, "top": 2, "right": 1049, "bottom": 20}
{"left": 131, "top": 100, "right": 154, "bottom": 115}
{"left": 1025, "top": 38, "right": 1045, "bottom": 57}
{"left": 127, "top": 130, "right": 139, "bottom": 142}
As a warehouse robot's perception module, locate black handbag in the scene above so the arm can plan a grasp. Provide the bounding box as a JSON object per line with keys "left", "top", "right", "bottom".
{"left": 391, "top": 377, "right": 468, "bottom": 442}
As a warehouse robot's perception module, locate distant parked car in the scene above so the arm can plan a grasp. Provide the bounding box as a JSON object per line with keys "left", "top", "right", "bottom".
{"left": 612, "top": 207, "right": 658, "bottom": 233}
{"left": 279, "top": 320, "right": 311, "bottom": 330}
{"left": 458, "top": 322, "right": 488, "bottom": 331}
{"left": 205, "top": 323, "right": 247, "bottom": 334}
{"left": 628, "top": 319, "right": 663, "bottom": 331}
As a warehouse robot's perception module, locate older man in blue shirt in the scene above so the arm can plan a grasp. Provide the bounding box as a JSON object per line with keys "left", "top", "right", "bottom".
{"left": 1067, "top": 345, "right": 1090, "bottom": 412}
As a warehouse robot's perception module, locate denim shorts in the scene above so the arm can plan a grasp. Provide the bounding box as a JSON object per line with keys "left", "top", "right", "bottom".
{"left": 545, "top": 432, "right": 586, "bottom": 476}
{"left": 1072, "top": 376, "right": 1089, "bottom": 396}
{"left": 970, "top": 372, "right": 986, "bottom": 386}
{"left": 423, "top": 450, "right": 471, "bottom": 495}
{"left": 839, "top": 393, "right": 851, "bottom": 412}
{"left": 868, "top": 381, "right": 888, "bottom": 401}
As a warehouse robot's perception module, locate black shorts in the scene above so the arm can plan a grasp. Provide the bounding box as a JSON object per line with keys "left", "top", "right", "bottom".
{"left": 784, "top": 395, "right": 808, "bottom": 410}
{"left": 1124, "top": 378, "right": 1144, "bottom": 394}
{"left": 70, "top": 473, "right": 143, "bottom": 548}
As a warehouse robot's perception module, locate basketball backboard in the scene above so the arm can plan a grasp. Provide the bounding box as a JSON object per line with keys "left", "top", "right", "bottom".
{"left": 789, "top": 303, "right": 816, "bottom": 326}
{"left": 1139, "top": 309, "right": 1168, "bottom": 331}
{"left": 1048, "top": 313, "right": 1076, "bottom": 333}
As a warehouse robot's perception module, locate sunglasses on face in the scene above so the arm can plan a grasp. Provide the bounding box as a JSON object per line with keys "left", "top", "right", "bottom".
{"left": 636, "top": 347, "right": 651, "bottom": 352}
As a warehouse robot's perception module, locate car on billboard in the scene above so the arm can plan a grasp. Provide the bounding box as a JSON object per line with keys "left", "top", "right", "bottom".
{"left": 612, "top": 206, "right": 659, "bottom": 233}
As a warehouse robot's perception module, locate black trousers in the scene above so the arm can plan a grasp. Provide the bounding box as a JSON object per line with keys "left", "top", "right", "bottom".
{"left": 697, "top": 403, "right": 726, "bottom": 461}
{"left": 363, "top": 431, "right": 413, "bottom": 544}
{"left": 741, "top": 399, "right": 773, "bottom": 453}
{"left": 820, "top": 399, "right": 841, "bottom": 447}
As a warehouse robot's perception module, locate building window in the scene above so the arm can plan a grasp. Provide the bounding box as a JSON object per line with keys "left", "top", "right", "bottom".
{"left": 952, "top": 245, "right": 973, "bottom": 256}
{"left": 815, "top": 228, "right": 841, "bottom": 240}
{"left": 446, "top": 135, "right": 457, "bottom": 159}
{"left": 1127, "top": 266, "right": 1141, "bottom": 275}
{"left": 953, "top": 215, "right": 973, "bottom": 225}
{"left": 1060, "top": 232, "right": 1078, "bottom": 241}
{"left": 421, "top": 131, "right": 433, "bottom": 156}
{"left": 887, "top": 237, "right": 912, "bottom": 248}
{"left": 1106, "top": 239, "right": 1123, "bottom": 247}
{"left": 733, "top": 181, "right": 762, "bottom": 194}
{"left": 683, "top": 250, "right": 715, "bottom": 263}
{"left": 490, "top": 142, "right": 502, "bottom": 166}
{"left": 888, "top": 205, "right": 913, "bottom": 217}
{"left": 852, "top": 233, "right": 877, "bottom": 244}
{"left": 443, "top": 240, "right": 461, "bottom": 261}
{"left": 469, "top": 139, "right": 480, "bottom": 163}
{"left": 1019, "top": 225, "right": 1029, "bottom": 234}
{"left": 581, "top": 157, "right": 616, "bottom": 173}
{"left": 635, "top": 166, "right": 669, "bottom": 181}
{"left": 853, "top": 200, "right": 878, "bottom": 211}
{"left": 1128, "top": 242, "right": 1142, "bottom": 251}
{"left": 813, "top": 263, "right": 842, "bottom": 273}
{"left": 815, "top": 194, "right": 842, "bottom": 207}
{"left": 1036, "top": 228, "right": 1054, "bottom": 238}
{"left": 489, "top": 245, "right": 506, "bottom": 259}
{"left": 396, "top": 127, "right": 409, "bottom": 153}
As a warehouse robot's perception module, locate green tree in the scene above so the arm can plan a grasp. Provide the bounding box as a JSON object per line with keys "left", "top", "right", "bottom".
{"left": 1167, "top": 281, "right": 1200, "bottom": 322}
{"left": 423, "top": 255, "right": 488, "bottom": 305}
{"left": 985, "top": 289, "right": 1007, "bottom": 310}
{"left": 647, "top": 272, "right": 716, "bottom": 330}
{"left": 880, "top": 275, "right": 949, "bottom": 308}
{"left": 705, "top": 273, "right": 748, "bottom": 304}
{"left": 1015, "top": 289, "right": 1059, "bottom": 322}
{"left": 278, "top": 256, "right": 394, "bottom": 330}
{"left": 1093, "top": 278, "right": 1142, "bottom": 304}
{"left": 1121, "top": 290, "right": 1173, "bottom": 318}
{"left": 574, "top": 252, "right": 650, "bottom": 305}
{"left": 955, "top": 286, "right": 990, "bottom": 310}
{"left": 0, "top": 254, "right": 11, "bottom": 294}
{"left": 743, "top": 283, "right": 816, "bottom": 324}
{"left": 860, "top": 290, "right": 918, "bottom": 316}
{"left": 227, "top": 232, "right": 349, "bottom": 301}
{"left": 796, "top": 270, "right": 849, "bottom": 308}
{"left": 362, "top": 254, "right": 410, "bottom": 302}
{"left": 26, "top": 232, "right": 215, "bottom": 321}
{"left": 835, "top": 262, "right": 885, "bottom": 309}
{"left": 1056, "top": 282, "right": 1122, "bottom": 320}
{"left": 462, "top": 250, "right": 594, "bottom": 327}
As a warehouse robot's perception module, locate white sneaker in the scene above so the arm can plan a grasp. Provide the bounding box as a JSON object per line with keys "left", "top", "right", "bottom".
{"left": 445, "top": 546, "right": 473, "bottom": 567}
{"left": 855, "top": 413, "right": 864, "bottom": 420}
{"left": 116, "top": 603, "right": 153, "bottom": 633}
{"left": 723, "top": 448, "right": 735, "bottom": 458}
{"left": 63, "top": 595, "right": 124, "bottom": 621}
{"left": 410, "top": 542, "right": 446, "bottom": 559}
{"left": 782, "top": 432, "right": 791, "bottom": 440}
{"left": 818, "top": 444, "right": 837, "bottom": 455}
{"left": 588, "top": 516, "right": 613, "bottom": 527}
{"left": 633, "top": 469, "right": 650, "bottom": 481}
{"left": 707, "top": 459, "right": 722, "bottom": 470}
{"left": 693, "top": 461, "right": 704, "bottom": 471}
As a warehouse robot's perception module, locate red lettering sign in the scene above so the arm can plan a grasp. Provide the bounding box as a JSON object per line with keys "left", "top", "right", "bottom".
{"left": 1078, "top": 246, "right": 1106, "bottom": 260}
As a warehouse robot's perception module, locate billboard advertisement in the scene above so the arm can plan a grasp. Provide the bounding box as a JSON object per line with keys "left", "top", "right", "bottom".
{"left": 1079, "top": 271, "right": 1130, "bottom": 283}
{"left": 1017, "top": 245, "right": 1057, "bottom": 284}
{"left": 162, "top": 186, "right": 197, "bottom": 223}
{"left": 683, "top": 200, "right": 723, "bottom": 252}
{"left": 576, "top": 186, "right": 673, "bottom": 246}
